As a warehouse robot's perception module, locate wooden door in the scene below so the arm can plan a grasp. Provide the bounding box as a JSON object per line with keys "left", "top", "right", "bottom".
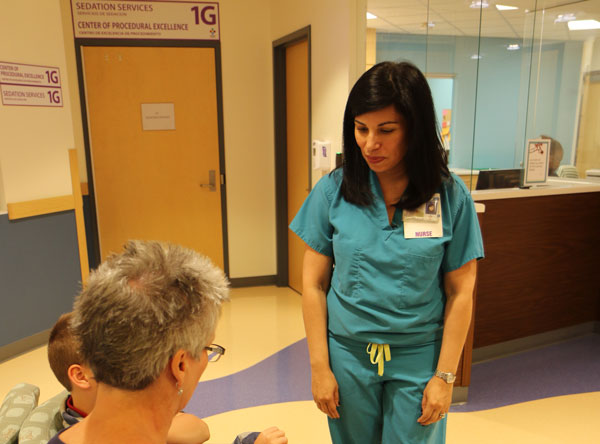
{"left": 82, "top": 46, "right": 224, "bottom": 268}
{"left": 575, "top": 74, "right": 600, "bottom": 176}
{"left": 286, "top": 39, "right": 309, "bottom": 293}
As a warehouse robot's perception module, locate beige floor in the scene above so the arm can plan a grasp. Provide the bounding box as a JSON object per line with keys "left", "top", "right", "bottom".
{"left": 1, "top": 286, "right": 598, "bottom": 443}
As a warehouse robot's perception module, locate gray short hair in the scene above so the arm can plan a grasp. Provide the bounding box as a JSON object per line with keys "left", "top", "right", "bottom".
{"left": 72, "top": 240, "right": 229, "bottom": 390}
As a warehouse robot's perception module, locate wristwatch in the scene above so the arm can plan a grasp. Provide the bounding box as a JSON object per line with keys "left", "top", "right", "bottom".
{"left": 434, "top": 370, "right": 456, "bottom": 384}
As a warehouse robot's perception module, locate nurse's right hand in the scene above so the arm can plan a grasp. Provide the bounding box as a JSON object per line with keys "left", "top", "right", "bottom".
{"left": 311, "top": 367, "right": 340, "bottom": 419}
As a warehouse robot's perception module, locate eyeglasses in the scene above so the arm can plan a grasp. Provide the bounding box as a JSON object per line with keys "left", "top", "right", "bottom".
{"left": 204, "top": 344, "right": 225, "bottom": 362}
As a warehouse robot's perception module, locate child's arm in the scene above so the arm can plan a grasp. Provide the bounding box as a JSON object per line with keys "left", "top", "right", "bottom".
{"left": 166, "top": 412, "right": 210, "bottom": 444}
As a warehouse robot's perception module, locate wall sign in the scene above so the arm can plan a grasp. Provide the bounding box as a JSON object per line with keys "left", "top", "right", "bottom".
{"left": 0, "top": 61, "right": 63, "bottom": 107}
{"left": 141, "top": 103, "right": 175, "bottom": 131}
{"left": 70, "top": 0, "right": 220, "bottom": 40}
{"left": 523, "top": 138, "right": 550, "bottom": 187}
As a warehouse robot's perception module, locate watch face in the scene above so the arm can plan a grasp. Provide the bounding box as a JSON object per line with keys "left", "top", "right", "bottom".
{"left": 436, "top": 370, "right": 456, "bottom": 383}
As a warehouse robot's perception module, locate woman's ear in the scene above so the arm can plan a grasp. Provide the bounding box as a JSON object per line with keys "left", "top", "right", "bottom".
{"left": 68, "top": 364, "right": 93, "bottom": 390}
{"left": 169, "top": 349, "right": 187, "bottom": 385}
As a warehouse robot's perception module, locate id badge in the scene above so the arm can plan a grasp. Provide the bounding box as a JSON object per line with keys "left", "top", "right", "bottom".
{"left": 403, "top": 193, "right": 443, "bottom": 238}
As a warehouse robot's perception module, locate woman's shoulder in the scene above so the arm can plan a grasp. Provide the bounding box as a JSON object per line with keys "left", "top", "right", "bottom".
{"left": 439, "top": 172, "right": 473, "bottom": 210}
{"left": 320, "top": 168, "right": 343, "bottom": 187}
{"left": 442, "top": 173, "right": 471, "bottom": 197}
{"left": 312, "top": 168, "right": 343, "bottom": 200}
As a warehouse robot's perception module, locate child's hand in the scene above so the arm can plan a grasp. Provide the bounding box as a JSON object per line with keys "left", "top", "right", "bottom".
{"left": 254, "top": 426, "right": 288, "bottom": 444}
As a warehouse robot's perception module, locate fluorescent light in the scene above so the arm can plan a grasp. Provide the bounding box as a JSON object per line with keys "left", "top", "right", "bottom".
{"left": 470, "top": 0, "right": 489, "bottom": 8}
{"left": 496, "top": 4, "right": 518, "bottom": 11}
{"left": 506, "top": 44, "right": 520, "bottom": 51}
{"left": 366, "top": 12, "right": 377, "bottom": 19}
{"left": 568, "top": 19, "right": 600, "bottom": 31}
{"left": 554, "top": 13, "right": 576, "bottom": 23}
{"left": 471, "top": 54, "right": 483, "bottom": 59}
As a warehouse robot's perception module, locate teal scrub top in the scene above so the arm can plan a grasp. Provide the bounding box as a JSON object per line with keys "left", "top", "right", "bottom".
{"left": 289, "top": 169, "right": 484, "bottom": 347}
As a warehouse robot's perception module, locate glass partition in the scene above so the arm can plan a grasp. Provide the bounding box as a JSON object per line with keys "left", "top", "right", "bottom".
{"left": 366, "top": 0, "right": 600, "bottom": 188}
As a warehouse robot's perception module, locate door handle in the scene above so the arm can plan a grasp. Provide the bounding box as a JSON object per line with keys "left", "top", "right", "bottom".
{"left": 199, "top": 170, "right": 216, "bottom": 192}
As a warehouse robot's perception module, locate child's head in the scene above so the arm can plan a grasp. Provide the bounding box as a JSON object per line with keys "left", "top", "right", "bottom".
{"left": 48, "top": 312, "right": 80, "bottom": 391}
{"left": 48, "top": 312, "right": 97, "bottom": 414}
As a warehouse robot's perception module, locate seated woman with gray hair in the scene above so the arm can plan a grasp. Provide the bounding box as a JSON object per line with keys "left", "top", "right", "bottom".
{"left": 48, "top": 240, "right": 229, "bottom": 444}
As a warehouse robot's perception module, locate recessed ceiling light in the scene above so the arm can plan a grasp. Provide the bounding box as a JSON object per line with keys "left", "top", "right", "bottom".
{"left": 568, "top": 19, "right": 600, "bottom": 30}
{"left": 470, "top": 0, "right": 490, "bottom": 8}
{"left": 471, "top": 54, "right": 483, "bottom": 59}
{"left": 496, "top": 4, "right": 518, "bottom": 11}
{"left": 506, "top": 44, "right": 520, "bottom": 51}
{"left": 367, "top": 12, "right": 377, "bottom": 20}
{"left": 555, "top": 13, "right": 576, "bottom": 23}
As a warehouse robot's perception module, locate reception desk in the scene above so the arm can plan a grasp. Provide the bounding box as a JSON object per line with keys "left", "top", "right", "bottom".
{"left": 470, "top": 178, "right": 600, "bottom": 353}
{"left": 453, "top": 203, "right": 484, "bottom": 400}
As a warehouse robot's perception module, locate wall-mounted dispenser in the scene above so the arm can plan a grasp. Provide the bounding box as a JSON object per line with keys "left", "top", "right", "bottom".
{"left": 312, "top": 140, "right": 331, "bottom": 171}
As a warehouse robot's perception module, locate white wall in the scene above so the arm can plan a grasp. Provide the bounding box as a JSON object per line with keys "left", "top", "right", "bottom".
{"left": 0, "top": 0, "right": 74, "bottom": 205}
{"left": 220, "top": 0, "right": 366, "bottom": 276}
{"left": 219, "top": 0, "right": 277, "bottom": 278}
{"left": 59, "top": 0, "right": 87, "bottom": 184}
{"left": 54, "top": 0, "right": 277, "bottom": 278}
{"left": 0, "top": 0, "right": 365, "bottom": 279}
{"left": 59, "top": 0, "right": 280, "bottom": 279}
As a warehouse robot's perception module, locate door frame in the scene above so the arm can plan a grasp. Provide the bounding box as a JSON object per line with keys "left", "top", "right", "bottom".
{"left": 272, "top": 26, "right": 312, "bottom": 287}
{"left": 74, "top": 38, "right": 229, "bottom": 275}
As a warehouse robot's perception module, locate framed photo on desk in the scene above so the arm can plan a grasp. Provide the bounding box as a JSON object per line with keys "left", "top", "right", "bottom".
{"left": 523, "top": 139, "right": 550, "bottom": 187}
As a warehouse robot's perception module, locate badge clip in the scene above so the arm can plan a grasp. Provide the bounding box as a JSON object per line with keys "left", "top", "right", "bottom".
{"left": 402, "top": 195, "right": 440, "bottom": 223}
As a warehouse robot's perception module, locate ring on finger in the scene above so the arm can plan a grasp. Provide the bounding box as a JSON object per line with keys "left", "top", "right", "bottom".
{"left": 439, "top": 412, "right": 446, "bottom": 419}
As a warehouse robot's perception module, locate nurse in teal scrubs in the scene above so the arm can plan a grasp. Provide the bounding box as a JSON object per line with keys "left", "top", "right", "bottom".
{"left": 290, "top": 61, "right": 484, "bottom": 444}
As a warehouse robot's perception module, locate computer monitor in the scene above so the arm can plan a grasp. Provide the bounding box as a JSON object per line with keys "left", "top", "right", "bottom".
{"left": 475, "top": 168, "right": 523, "bottom": 190}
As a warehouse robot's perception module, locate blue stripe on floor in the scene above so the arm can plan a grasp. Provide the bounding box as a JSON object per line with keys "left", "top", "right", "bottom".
{"left": 451, "top": 334, "right": 600, "bottom": 412}
{"left": 187, "top": 334, "right": 600, "bottom": 417}
{"left": 187, "top": 338, "right": 312, "bottom": 418}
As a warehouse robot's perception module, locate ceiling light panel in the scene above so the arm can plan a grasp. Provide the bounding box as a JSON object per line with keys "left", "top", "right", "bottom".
{"left": 470, "top": 0, "right": 490, "bottom": 9}
{"left": 367, "top": 0, "right": 600, "bottom": 40}
{"left": 496, "top": 4, "right": 519, "bottom": 11}
{"left": 568, "top": 19, "right": 600, "bottom": 31}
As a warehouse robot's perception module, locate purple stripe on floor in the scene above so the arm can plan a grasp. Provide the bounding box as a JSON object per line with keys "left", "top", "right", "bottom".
{"left": 451, "top": 334, "right": 600, "bottom": 412}
{"left": 186, "top": 334, "right": 600, "bottom": 417}
{"left": 186, "top": 338, "right": 312, "bottom": 418}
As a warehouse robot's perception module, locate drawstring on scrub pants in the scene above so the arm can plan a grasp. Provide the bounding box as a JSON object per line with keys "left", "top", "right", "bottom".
{"left": 367, "top": 343, "right": 391, "bottom": 376}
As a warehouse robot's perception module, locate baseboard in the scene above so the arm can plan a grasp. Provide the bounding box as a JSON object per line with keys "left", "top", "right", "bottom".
{"left": 229, "top": 275, "right": 277, "bottom": 288}
{"left": 0, "top": 329, "right": 50, "bottom": 364}
{"left": 473, "top": 321, "right": 599, "bottom": 364}
{"left": 452, "top": 386, "right": 469, "bottom": 405}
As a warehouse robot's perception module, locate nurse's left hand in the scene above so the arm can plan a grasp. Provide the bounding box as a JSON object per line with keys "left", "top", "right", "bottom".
{"left": 417, "top": 376, "right": 452, "bottom": 426}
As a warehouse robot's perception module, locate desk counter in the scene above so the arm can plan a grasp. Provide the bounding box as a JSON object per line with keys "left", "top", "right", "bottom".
{"left": 468, "top": 178, "right": 600, "bottom": 349}
{"left": 472, "top": 177, "right": 600, "bottom": 200}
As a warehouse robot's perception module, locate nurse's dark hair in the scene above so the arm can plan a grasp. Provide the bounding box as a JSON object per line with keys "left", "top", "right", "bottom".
{"left": 340, "top": 61, "right": 450, "bottom": 210}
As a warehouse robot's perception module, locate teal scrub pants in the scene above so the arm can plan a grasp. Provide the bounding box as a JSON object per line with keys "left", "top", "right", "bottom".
{"left": 327, "top": 334, "right": 446, "bottom": 444}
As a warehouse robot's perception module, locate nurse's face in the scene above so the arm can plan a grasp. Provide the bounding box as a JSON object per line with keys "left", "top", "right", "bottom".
{"left": 354, "top": 105, "right": 408, "bottom": 177}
